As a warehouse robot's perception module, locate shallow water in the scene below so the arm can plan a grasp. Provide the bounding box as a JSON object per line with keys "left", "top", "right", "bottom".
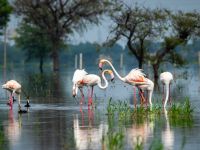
{"left": 0, "top": 64, "right": 200, "bottom": 150}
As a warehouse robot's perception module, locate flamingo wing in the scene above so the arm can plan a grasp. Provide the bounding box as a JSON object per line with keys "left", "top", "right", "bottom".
{"left": 72, "top": 69, "right": 88, "bottom": 83}
{"left": 126, "top": 68, "right": 146, "bottom": 83}
{"left": 81, "top": 74, "right": 99, "bottom": 86}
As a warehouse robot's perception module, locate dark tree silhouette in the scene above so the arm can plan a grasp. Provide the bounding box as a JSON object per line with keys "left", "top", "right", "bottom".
{"left": 13, "top": 0, "right": 114, "bottom": 71}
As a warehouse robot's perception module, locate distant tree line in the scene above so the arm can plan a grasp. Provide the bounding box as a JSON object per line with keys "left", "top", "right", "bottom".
{"left": 1, "top": 0, "right": 200, "bottom": 85}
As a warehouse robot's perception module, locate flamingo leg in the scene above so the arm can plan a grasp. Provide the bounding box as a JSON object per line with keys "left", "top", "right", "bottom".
{"left": 145, "top": 91, "right": 148, "bottom": 108}
{"left": 169, "top": 83, "right": 172, "bottom": 106}
{"left": 87, "top": 88, "right": 90, "bottom": 106}
{"left": 90, "top": 86, "right": 94, "bottom": 106}
{"left": 79, "top": 88, "right": 84, "bottom": 105}
{"left": 133, "top": 87, "right": 137, "bottom": 108}
{"left": 18, "top": 94, "right": 21, "bottom": 112}
{"left": 139, "top": 90, "right": 146, "bottom": 107}
{"left": 7, "top": 92, "right": 13, "bottom": 109}
{"left": 162, "top": 84, "right": 165, "bottom": 106}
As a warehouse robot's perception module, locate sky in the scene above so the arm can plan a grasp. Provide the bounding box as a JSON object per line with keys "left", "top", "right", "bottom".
{"left": 6, "top": 0, "right": 200, "bottom": 47}
{"left": 71, "top": 0, "right": 200, "bottom": 47}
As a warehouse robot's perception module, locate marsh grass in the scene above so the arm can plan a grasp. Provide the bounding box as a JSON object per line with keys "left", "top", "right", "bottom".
{"left": 106, "top": 97, "right": 194, "bottom": 126}
{"left": 168, "top": 97, "right": 194, "bottom": 127}
{"left": 105, "top": 97, "right": 194, "bottom": 149}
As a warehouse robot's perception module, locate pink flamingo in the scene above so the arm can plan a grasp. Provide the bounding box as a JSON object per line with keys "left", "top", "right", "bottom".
{"left": 72, "top": 69, "right": 114, "bottom": 106}
{"left": 2, "top": 80, "right": 29, "bottom": 113}
{"left": 99, "top": 59, "right": 150, "bottom": 107}
{"left": 160, "top": 72, "right": 173, "bottom": 107}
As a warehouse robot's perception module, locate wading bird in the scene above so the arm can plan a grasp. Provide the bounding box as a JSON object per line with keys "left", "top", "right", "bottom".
{"left": 160, "top": 72, "right": 173, "bottom": 107}
{"left": 72, "top": 69, "right": 114, "bottom": 106}
{"left": 99, "top": 59, "right": 150, "bottom": 107}
{"left": 137, "top": 78, "right": 154, "bottom": 108}
{"left": 2, "top": 80, "right": 30, "bottom": 113}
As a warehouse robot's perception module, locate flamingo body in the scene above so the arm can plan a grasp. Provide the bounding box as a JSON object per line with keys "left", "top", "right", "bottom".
{"left": 72, "top": 69, "right": 114, "bottom": 105}
{"left": 2, "top": 80, "right": 22, "bottom": 111}
{"left": 160, "top": 72, "right": 173, "bottom": 107}
{"left": 137, "top": 78, "right": 154, "bottom": 107}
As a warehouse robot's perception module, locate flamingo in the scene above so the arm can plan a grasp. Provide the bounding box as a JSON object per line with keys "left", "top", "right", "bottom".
{"left": 2, "top": 80, "right": 30, "bottom": 113}
{"left": 160, "top": 72, "right": 173, "bottom": 107}
{"left": 99, "top": 59, "right": 150, "bottom": 107}
{"left": 137, "top": 78, "right": 154, "bottom": 108}
{"left": 72, "top": 69, "right": 114, "bottom": 106}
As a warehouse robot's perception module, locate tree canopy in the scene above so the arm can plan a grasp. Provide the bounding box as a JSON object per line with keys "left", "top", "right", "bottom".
{"left": 0, "top": 0, "right": 12, "bottom": 34}
{"left": 13, "top": 0, "right": 116, "bottom": 71}
{"left": 106, "top": 3, "right": 200, "bottom": 86}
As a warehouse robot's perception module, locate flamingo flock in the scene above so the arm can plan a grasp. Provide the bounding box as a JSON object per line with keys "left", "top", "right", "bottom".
{"left": 73, "top": 58, "right": 173, "bottom": 108}
{"left": 1, "top": 59, "right": 173, "bottom": 113}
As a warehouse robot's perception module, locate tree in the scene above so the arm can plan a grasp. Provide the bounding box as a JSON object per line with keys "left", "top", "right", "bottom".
{"left": 0, "top": 0, "right": 12, "bottom": 33}
{"left": 15, "top": 22, "right": 52, "bottom": 73}
{"left": 150, "top": 11, "right": 200, "bottom": 86}
{"left": 106, "top": 3, "right": 200, "bottom": 87}
{"left": 106, "top": 5, "right": 168, "bottom": 69}
{"left": 13, "top": 0, "right": 115, "bottom": 72}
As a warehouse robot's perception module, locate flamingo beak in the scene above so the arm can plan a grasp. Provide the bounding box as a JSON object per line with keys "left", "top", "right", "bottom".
{"left": 110, "top": 73, "right": 115, "bottom": 82}
{"left": 99, "top": 62, "right": 103, "bottom": 70}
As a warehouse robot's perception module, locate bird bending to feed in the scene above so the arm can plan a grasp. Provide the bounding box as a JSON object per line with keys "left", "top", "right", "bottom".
{"left": 2, "top": 80, "right": 30, "bottom": 113}
{"left": 137, "top": 78, "right": 154, "bottom": 108}
{"left": 99, "top": 59, "right": 151, "bottom": 107}
{"left": 72, "top": 69, "right": 114, "bottom": 106}
{"left": 160, "top": 72, "right": 173, "bottom": 107}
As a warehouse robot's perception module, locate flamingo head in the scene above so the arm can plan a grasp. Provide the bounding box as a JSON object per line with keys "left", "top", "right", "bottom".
{"left": 99, "top": 59, "right": 107, "bottom": 70}
{"left": 104, "top": 69, "right": 115, "bottom": 82}
{"left": 2, "top": 83, "right": 8, "bottom": 89}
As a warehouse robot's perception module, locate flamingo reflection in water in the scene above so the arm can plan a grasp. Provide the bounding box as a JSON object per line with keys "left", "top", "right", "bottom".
{"left": 162, "top": 108, "right": 174, "bottom": 150}
{"left": 4, "top": 110, "right": 22, "bottom": 147}
{"left": 73, "top": 107, "right": 108, "bottom": 150}
{"left": 125, "top": 119, "right": 154, "bottom": 148}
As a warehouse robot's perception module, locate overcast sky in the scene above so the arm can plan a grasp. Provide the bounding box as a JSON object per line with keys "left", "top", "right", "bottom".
{"left": 7, "top": 0, "right": 200, "bottom": 46}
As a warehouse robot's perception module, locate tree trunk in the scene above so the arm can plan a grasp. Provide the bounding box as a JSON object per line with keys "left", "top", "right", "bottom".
{"left": 153, "top": 64, "right": 159, "bottom": 90}
{"left": 138, "top": 57, "right": 143, "bottom": 69}
{"left": 39, "top": 57, "right": 43, "bottom": 73}
{"left": 52, "top": 44, "right": 59, "bottom": 72}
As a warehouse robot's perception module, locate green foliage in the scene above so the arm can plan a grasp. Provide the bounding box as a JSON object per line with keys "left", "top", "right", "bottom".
{"left": 15, "top": 22, "right": 51, "bottom": 61}
{"left": 104, "top": 130, "right": 124, "bottom": 150}
{"left": 149, "top": 139, "right": 164, "bottom": 150}
{"left": 167, "top": 97, "right": 194, "bottom": 127}
{"left": 0, "top": 0, "right": 12, "bottom": 33}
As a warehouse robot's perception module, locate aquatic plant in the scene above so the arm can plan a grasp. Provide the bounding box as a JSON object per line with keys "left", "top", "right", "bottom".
{"left": 104, "top": 130, "right": 124, "bottom": 150}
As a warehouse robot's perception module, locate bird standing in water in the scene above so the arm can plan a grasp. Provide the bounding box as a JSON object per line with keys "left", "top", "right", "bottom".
{"left": 160, "top": 72, "right": 173, "bottom": 107}
{"left": 2, "top": 80, "right": 30, "bottom": 113}
{"left": 72, "top": 69, "right": 114, "bottom": 106}
{"left": 99, "top": 59, "right": 150, "bottom": 107}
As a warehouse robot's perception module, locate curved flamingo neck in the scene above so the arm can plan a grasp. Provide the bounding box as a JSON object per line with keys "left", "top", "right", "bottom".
{"left": 97, "top": 71, "right": 108, "bottom": 89}
{"left": 104, "top": 60, "right": 125, "bottom": 82}
{"left": 148, "top": 90, "right": 153, "bottom": 107}
{"left": 164, "top": 83, "right": 169, "bottom": 108}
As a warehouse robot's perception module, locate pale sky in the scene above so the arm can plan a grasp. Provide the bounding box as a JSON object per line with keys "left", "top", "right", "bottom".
{"left": 70, "top": 0, "right": 200, "bottom": 46}
{"left": 7, "top": 0, "right": 200, "bottom": 47}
